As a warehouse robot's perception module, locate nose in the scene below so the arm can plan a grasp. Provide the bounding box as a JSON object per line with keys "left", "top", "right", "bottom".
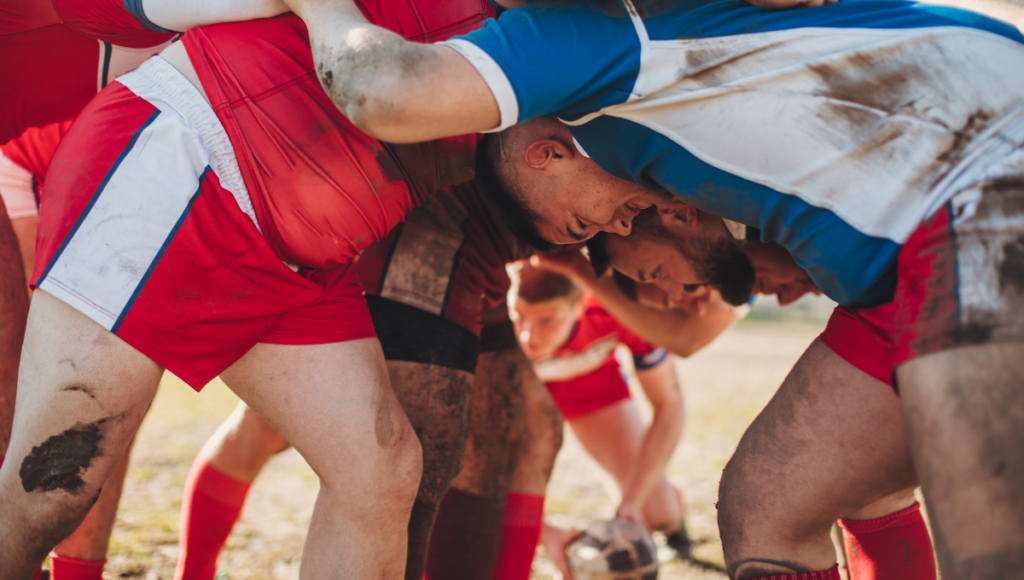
{"left": 600, "top": 218, "right": 631, "bottom": 236}
{"left": 658, "top": 280, "right": 686, "bottom": 302}
{"left": 776, "top": 286, "right": 806, "bottom": 306}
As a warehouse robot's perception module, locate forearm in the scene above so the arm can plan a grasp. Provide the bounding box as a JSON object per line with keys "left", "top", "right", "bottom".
{"left": 0, "top": 207, "right": 29, "bottom": 455}
{"left": 620, "top": 397, "right": 684, "bottom": 508}
{"left": 587, "top": 276, "right": 738, "bottom": 357}
{"left": 141, "top": 0, "right": 289, "bottom": 32}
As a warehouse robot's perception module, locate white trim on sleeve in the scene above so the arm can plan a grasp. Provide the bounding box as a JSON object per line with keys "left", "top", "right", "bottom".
{"left": 441, "top": 38, "right": 519, "bottom": 133}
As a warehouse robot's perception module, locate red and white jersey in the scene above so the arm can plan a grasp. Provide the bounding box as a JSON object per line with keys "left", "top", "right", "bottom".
{"left": 0, "top": 121, "right": 69, "bottom": 218}
{"left": 536, "top": 295, "right": 668, "bottom": 384}
{"left": 537, "top": 295, "right": 669, "bottom": 419}
{"left": 179, "top": 0, "right": 490, "bottom": 270}
{"left": 0, "top": 0, "right": 173, "bottom": 143}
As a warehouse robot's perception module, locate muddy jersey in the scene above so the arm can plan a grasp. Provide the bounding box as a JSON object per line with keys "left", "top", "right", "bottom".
{"left": 180, "top": 0, "right": 488, "bottom": 270}
{"left": 0, "top": 0, "right": 172, "bottom": 143}
{"left": 353, "top": 181, "right": 533, "bottom": 337}
{"left": 536, "top": 295, "right": 668, "bottom": 387}
{"left": 447, "top": 0, "right": 1024, "bottom": 307}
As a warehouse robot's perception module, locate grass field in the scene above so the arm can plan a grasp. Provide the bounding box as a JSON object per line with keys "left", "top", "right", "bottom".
{"left": 102, "top": 312, "right": 830, "bottom": 580}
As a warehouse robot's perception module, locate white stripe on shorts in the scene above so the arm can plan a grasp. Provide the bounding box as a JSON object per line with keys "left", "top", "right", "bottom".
{"left": 119, "top": 56, "right": 260, "bottom": 232}
{"left": 37, "top": 102, "right": 212, "bottom": 332}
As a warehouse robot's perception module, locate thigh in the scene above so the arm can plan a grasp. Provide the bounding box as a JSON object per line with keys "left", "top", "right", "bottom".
{"left": 569, "top": 399, "right": 646, "bottom": 488}
{"left": 389, "top": 360, "right": 474, "bottom": 502}
{"left": 451, "top": 345, "right": 530, "bottom": 498}
{"left": 719, "top": 339, "right": 917, "bottom": 572}
{"left": 220, "top": 338, "right": 419, "bottom": 493}
{"left": 899, "top": 341, "right": 1024, "bottom": 577}
{"left": 0, "top": 291, "right": 161, "bottom": 549}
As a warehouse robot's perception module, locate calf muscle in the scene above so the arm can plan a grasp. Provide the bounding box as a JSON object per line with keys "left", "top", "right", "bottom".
{"left": 719, "top": 339, "right": 917, "bottom": 578}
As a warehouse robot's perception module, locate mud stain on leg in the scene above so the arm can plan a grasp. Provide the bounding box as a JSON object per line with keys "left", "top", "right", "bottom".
{"left": 61, "top": 385, "right": 95, "bottom": 400}
{"left": 19, "top": 418, "right": 115, "bottom": 494}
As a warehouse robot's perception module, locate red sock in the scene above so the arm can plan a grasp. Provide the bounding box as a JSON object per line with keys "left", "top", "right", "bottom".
{"left": 49, "top": 554, "right": 106, "bottom": 580}
{"left": 491, "top": 492, "right": 545, "bottom": 580}
{"left": 840, "top": 502, "right": 936, "bottom": 580}
{"left": 174, "top": 456, "right": 252, "bottom": 580}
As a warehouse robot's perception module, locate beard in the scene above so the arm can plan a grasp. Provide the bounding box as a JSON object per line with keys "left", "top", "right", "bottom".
{"left": 675, "top": 235, "right": 755, "bottom": 307}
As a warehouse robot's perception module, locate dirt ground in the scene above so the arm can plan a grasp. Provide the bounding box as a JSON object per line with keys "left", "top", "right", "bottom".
{"left": 102, "top": 314, "right": 830, "bottom": 580}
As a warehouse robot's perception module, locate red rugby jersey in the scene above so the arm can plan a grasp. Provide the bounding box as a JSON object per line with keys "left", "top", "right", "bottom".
{"left": 180, "top": 0, "right": 489, "bottom": 270}
{"left": 353, "top": 181, "right": 532, "bottom": 337}
{"left": 0, "top": 0, "right": 172, "bottom": 143}
{"left": 536, "top": 295, "right": 668, "bottom": 393}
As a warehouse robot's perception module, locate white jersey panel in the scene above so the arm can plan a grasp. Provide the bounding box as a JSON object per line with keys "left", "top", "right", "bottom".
{"left": 568, "top": 25, "right": 1024, "bottom": 243}
{"left": 535, "top": 336, "right": 619, "bottom": 382}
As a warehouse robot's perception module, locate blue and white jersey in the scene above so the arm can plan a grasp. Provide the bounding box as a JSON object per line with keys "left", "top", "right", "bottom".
{"left": 443, "top": 0, "right": 1024, "bottom": 306}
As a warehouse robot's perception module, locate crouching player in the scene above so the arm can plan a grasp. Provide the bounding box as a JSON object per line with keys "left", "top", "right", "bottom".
{"left": 507, "top": 261, "right": 742, "bottom": 578}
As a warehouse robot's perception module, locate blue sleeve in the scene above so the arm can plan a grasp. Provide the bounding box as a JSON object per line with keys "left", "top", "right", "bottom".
{"left": 453, "top": 0, "right": 643, "bottom": 122}
{"left": 633, "top": 348, "right": 669, "bottom": 370}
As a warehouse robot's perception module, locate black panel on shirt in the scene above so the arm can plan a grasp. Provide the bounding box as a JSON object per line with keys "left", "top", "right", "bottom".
{"left": 367, "top": 295, "right": 479, "bottom": 374}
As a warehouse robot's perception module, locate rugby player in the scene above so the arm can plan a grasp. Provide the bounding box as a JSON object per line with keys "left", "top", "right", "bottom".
{"left": 510, "top": 263, "right": 685, "bottom": 574}
{"left": 288, "top": 0, "right": 1024, "bottom": 577}
{"left": 582, "top": 215, "right": 939, "bottom": 580}
{"left": 0, "top": 122, "right": 140, "bottom": 580}
{"left": 0, "top": 0, "right": 506, "bottom": 577}
{"left": 171, "top": 181, "right": 533, "bottom": 580}
{"left": 1, "top": 2, "right": 350, "bottom": 577}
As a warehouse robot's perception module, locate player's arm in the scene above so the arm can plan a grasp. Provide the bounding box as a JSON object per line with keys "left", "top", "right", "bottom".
{"left": 282, "top": 0, "right": 499, "bottom": 143}
{"left": 617, "top": 357, "right": 683, "bottom": 524}
{"left": 0, "top": 201, "right": 29, "bottom": 455}
{"left": 532, "top": 251, "right": 739, "bottom": 357}
{"left": 136, "top": 0, "right": 289, "bottom": 33}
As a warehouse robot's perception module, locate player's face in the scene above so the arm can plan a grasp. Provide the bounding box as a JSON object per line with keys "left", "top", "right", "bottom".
{"left": 512, "top": 296, "right": 582, "bottom": 361}
{"left": 635, "top": 281, "right": 714, "bottom": 316}
{"left": 743, "top": 242, "right": 821, "bottom": 305}
{"left": 606, "top": 237, "right": 704, "bottom": 302}
{"left": 529, "top": 174, "right": 672, "bottom": 246}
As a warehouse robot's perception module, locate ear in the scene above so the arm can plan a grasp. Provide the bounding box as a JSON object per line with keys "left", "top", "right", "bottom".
{"left": 523, "top": 138, "right": 576, "bottom": 170}
{"left": 657, "top": 199, "right": 699, "bottom": 232}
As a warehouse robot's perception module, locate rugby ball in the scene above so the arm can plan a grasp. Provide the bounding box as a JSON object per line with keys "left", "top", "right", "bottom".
{"left": 566, "top": 519, "right": 659, "bottom": 580}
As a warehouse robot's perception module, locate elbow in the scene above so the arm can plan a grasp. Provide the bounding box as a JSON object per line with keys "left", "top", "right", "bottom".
{"left": 314, "top": 41, "right": 431, "bottom": 142}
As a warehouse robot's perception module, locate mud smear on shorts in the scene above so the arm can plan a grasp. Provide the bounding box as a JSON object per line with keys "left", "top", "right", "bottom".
{"left": 19, "top": 418, "right": 115, "bottom": 494}
{"left": 999, "top": 234, "right": 1024, "bottom": 295}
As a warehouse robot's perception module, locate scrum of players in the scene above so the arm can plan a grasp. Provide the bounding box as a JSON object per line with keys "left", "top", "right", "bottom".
{"left": 1, "top": 0, "right": 1023, "bottom": 578}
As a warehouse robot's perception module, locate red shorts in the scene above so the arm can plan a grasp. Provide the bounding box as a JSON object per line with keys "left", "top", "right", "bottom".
{"left": 853, "top": 144, "right": 1024, "bottom": 372}
{"left": 35, "top": 60, "right": 374, "bottom": 391}
{"left": 820, "top": 307, "right": 896, "bottom": 387}
{"left": 545, "top": 360, "right": 632, "bottom": 421}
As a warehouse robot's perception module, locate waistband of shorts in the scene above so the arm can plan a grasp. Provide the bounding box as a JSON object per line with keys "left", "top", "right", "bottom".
{"left": 116, "top": 56, "right": 262, "bottom": 234}
{"left": 928, "top": 101, "right": 1024, "bottom": 214}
